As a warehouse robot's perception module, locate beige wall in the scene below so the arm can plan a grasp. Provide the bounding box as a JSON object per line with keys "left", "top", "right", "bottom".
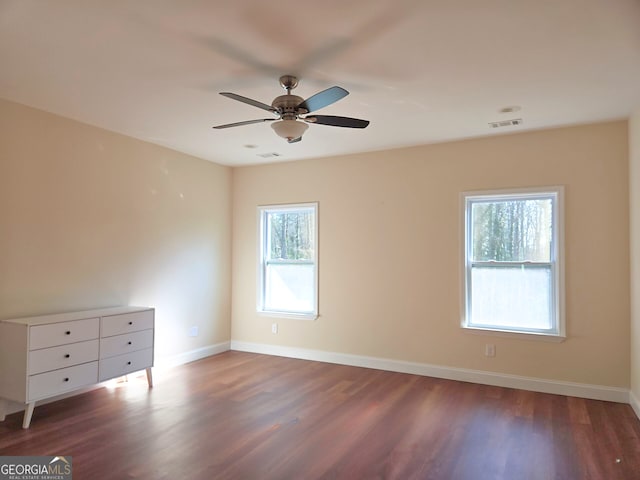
{"left": 1, "top": 96, "right": 631, "bottom": 390}
{"left": 631, "top": 110, "right": 640, "bottom": 402}
{"left": 0, "top": 98, "right": 232, "bottom": 359}
{"left": 232, "top": 121, "right": 630, "bottom": 388}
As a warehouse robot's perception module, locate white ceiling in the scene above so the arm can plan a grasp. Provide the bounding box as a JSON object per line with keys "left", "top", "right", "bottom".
{"left": 1, "top": 0, "right": 640, "bottom": 166}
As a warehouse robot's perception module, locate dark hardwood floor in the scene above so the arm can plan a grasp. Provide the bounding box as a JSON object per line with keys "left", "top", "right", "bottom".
{"left": 1, "top": 351, "right": 639, "bottom": 479}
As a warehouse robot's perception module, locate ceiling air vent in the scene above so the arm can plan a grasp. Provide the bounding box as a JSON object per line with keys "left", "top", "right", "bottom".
{"left": 256, "top": 152, "right": 282, "bottom": 158}
{"left": 489, "top": 118, "right": 523, "bottom": 129}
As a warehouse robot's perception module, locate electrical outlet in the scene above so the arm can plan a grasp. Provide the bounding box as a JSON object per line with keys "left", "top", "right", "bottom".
{"left": 189, "top": 326, "right": 199, "bottom": 337}
{"left": 485, "top": 344, "right": 496, "bottom": 357}
{"left": 271, "top": 323, "right": 278, "bottom": 334}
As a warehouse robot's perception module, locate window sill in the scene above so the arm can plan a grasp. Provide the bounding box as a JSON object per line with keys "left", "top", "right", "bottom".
{"left": 258, "top": 310, "right": 318, "bottom": 321}
{"left": 461, "top": 325, "right": 566, "bottom": 343}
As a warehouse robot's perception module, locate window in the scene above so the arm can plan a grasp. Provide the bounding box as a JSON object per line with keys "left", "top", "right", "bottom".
{"left": 462, "top": 187, "right": 564, "bottom": 337}
{"left": 258, "top": 203, "right": 318, "bottom": 319}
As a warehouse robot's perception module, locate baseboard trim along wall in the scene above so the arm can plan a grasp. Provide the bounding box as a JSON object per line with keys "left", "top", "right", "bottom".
{"left": 4, "top": 341, "right": 636, "bottom": 420}
{"left": 230, "top": 341, "right": 631, "bottom": 405}
{"left": 631, "top": 391, "right": 640, "bottom": 420}
{"left": 155, "top": 341, "right": 231, "bottom": 369}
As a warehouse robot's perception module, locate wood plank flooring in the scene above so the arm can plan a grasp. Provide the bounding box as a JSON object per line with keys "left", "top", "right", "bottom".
{"left": 1, "top": 351, "right": 640, "bottom": 479}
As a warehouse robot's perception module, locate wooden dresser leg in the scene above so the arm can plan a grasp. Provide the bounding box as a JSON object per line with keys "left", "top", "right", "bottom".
{"left": 22, "top": 402, "right": 35, "bottom": 429}
{"left": 146, "top": 367, "right": 153, "bottom": 388}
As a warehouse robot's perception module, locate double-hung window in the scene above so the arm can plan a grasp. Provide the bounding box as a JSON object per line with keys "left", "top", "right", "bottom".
{"left": 462, "top": 187, "right": 564, "bottom": 337}
{"left": 258, "top": 203, "right": 318, "bottom": 319}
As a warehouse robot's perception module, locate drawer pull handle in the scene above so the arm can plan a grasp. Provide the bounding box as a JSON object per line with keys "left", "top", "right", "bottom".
{"left": 127, "top": 361, "right": 132, "bottom": 365}
{"left": 65, "top": 331, "right": 71, "bottom": 335}
{"left": 64, "top": 354, "right": 70, "bottom": 358}
{"left": 128, "top": 341, "right": 132, "bottom": 345}
{"left": 63, "top": 378, "right": 69, "bottom": 382}
{"left": 128, "top": 321, "right": 133, "bottom": 325}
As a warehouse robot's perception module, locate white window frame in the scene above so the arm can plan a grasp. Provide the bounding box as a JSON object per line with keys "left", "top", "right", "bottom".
{"left": 461, "top": 187, "right": 565, "bottom": 339}
{"left": 257, "top": 202, "right": 318, "bottom": 320}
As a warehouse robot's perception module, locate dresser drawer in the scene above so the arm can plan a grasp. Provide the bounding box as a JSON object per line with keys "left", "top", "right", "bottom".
{"left": 101, "top": 310, "right": 154, "bottom": 337}
{"left": 100, "top": 329, "right": 153, "bottom": 359}
{"left": 99, "top": 348, "right": 153, "bottom": 382}
{"left": 29, "top": 339, "right": 99, "bottom": 375}
{"left": 28, "top": 362, "right": 98, "bottom": 401}
{"left": 29, "top": 318, "right": 99, "bottom": 350}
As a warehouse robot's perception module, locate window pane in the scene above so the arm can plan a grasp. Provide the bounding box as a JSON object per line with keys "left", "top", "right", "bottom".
{"left": 265, "top": 263, "right": 315, "bottom": 313}
{"left": 471, "top": 199, "right": 552, "bottom": 262}
{"left": 260, "top": 203, "right": 317, "bottom": 317}
{"left": 470, "top": 266, "right": 552, "bottom": 330}
{"left": 267, "top": 210, "right": 315, "bottom": 261}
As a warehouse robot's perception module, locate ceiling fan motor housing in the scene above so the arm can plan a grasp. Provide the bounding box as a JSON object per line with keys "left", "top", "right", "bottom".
{"left": 272, "top": 94, "right": 306, "bottom": 119}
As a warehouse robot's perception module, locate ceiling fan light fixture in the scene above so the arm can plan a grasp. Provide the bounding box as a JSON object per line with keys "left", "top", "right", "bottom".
{"left": 271, "top": 119, "right": 308, "bottom": 141}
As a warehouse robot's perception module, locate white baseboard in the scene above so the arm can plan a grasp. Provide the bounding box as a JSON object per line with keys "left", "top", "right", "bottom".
{"left": 3, "top": 340, "right": 632, "bottom": 420}
{"left": 230, "top": 341, "right": 630, "bottom": 404}
{"left": 1, "top": 342, "right": 230, "bottom": 418}
{"left": 155, "top": 341, "right": 230, "bottom": 368}
{"left": 631, "top": 390, "right": 640, "bottom": 420}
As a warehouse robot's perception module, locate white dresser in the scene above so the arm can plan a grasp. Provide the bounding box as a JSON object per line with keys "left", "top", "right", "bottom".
{"left": 0, "top": 306, "right": 154, "bottom": 428}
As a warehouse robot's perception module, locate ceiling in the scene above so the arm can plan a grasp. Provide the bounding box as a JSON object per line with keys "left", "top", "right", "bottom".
{"left": 1, "top": 0, "right": 640, "bottom": 166}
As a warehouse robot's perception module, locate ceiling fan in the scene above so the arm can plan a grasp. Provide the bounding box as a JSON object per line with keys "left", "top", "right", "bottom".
{"left": 212, "top": 75, "right": 370, "bottom": 143}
